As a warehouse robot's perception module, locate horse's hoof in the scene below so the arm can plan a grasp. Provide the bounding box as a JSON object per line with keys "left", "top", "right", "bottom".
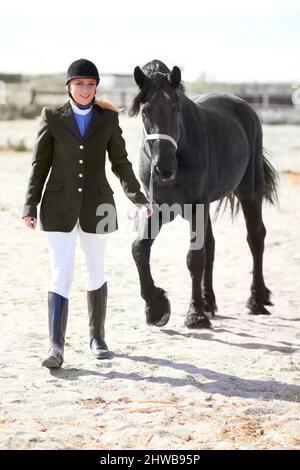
{"left": 185, "top": 302, "right": 212, "bottom": 328}
{"left": 185, "top": 301, "right": 212, "bottom": 329}
{"left": 248, "top": 305, "right": 271, "bottom": 316}
{"left": 184, "top": 314, "right": 212, "bottom": 329}
{"left": 145, "top": 287, "right": 171, "bottom": 327}
{"left": 151, "top": 312, "right": 171, "bottom": 327}
{"left": 247, "top": 295, "right": 272, "bottom": 315}
{"left": 247, "top": 288, "right": 273, "bottom": 309}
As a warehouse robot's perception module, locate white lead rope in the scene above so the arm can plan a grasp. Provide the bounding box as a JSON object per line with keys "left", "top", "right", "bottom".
{"left": 148, "top": 158, "right": 154, "bottom": 213}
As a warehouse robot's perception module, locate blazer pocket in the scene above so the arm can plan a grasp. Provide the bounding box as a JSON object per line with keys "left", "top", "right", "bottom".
{"left": 45, "top": 181, "right": 63, "bottom": 191}
{"left": 99, "top": 183, "right": 114, "bottom": 195}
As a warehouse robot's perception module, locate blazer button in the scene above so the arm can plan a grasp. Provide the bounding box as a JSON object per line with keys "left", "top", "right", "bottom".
{"left": 79, "top": 160, "right": 83, "bottom": 164}
{"left": 79, "top": 173, "right": 83, "bottom": 177}
{"left": 79, "top": 145, "right": 84, "bottom": 149}
{"left": 78, "top": 188, "right": 83, "bottom": 192}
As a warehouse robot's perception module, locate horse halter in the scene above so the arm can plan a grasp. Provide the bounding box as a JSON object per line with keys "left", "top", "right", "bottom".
{"left": 138, "top": 115, "right": 178, "bottom": 221}
{"left": 141, "top": 119, "right": 178, "bottom": 153}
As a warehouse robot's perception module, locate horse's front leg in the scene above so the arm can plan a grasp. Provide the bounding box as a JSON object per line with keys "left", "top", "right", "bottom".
{"left": 184, "top": 204, "right": 212, "bottom": 329}
{"left": 132, "top": 208, "right": 171, "bottom": 327}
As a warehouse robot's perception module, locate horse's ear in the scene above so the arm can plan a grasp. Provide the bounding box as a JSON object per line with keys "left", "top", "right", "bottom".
{"left": 134, "top": 66, "right": 150, "bottom": 89}
{"left": 168, "top": 66, "right": 181, "bottom": 87}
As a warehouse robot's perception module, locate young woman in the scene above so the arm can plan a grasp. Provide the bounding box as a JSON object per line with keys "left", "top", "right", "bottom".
{"left": 22, "top": 58, "right": 151, "bottom": 368}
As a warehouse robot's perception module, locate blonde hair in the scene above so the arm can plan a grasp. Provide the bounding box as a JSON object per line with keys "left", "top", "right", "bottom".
{"left": 96, "top": 99, "right": 122, "bottom": 113}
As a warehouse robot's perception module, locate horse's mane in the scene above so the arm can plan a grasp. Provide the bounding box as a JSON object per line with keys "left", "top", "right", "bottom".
{"left": 129, "top": 60, "right": 185, "bottom": 117}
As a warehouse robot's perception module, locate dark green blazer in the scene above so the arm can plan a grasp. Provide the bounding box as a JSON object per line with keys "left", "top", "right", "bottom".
{"left": 22, "top": 100, "right": 148, "bottom": 233}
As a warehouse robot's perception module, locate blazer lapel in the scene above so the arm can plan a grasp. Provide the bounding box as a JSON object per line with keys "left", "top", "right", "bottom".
{"left": 58, "top": 101, "right": 83, "bottom": 142}
{"left": 84, "top": 103, "right": 105, "bottom": 140}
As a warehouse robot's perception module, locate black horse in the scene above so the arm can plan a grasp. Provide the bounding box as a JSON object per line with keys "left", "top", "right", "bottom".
{"left": 129, "top": 60, "right": 278, "bottom": 329}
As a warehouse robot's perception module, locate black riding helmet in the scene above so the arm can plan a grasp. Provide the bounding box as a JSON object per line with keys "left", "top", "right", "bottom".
{"left": 66, "top": 59, "right": 100, "bottom": 108}
{"left": 66, "top": 58, "right": 100, "bottom": 85}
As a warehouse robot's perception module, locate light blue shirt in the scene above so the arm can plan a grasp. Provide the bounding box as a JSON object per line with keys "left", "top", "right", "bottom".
{"left": 70, "top": 100, "right": 93, "bottom": 137}
{"left": 73, "top": 108, "right": 93, "bottom": 137}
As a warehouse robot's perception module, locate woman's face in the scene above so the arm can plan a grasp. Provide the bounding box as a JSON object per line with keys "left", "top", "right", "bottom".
{"left": 68, "top": 77, "right": 97, "bottom": 105}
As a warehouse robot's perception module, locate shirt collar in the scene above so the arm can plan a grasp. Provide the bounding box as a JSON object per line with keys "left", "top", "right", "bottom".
{"left": 70, "top": 99, "right": 92, "bottom": 115}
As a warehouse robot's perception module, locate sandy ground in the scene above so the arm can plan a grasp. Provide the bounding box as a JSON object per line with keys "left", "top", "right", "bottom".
{"left": 0, "top": 116, "right": 299, "bottom": 450}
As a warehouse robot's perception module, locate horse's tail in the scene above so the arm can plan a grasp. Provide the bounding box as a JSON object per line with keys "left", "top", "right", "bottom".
{"left": 262, "top": 150, "right": 279, "bottom": 205}
{"left": 214, "top": 193, "right": 240, "bottom": 220}
{"left": 214, "top": 149, "right": 278, "bottom": 220}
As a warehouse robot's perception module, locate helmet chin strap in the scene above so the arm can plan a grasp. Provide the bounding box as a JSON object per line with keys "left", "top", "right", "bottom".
{"left": 68, "top": 90, "right": 96, "bottom": 109}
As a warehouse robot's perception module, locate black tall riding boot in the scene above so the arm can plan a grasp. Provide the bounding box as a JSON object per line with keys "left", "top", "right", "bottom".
{"left": 87, "top": 281, "right": 110, "bottom": 359}
{"left": 42, "top": 292, "right": 68, "bottom": 369}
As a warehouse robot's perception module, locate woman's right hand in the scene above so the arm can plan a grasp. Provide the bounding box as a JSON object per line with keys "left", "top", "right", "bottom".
{"left": 23, "top": 217, "right": 37, "bottom": 230}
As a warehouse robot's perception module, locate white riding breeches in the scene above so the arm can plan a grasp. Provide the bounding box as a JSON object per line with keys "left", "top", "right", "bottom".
{"left": 44, "top": 218, "right": 108, "bottom": 299}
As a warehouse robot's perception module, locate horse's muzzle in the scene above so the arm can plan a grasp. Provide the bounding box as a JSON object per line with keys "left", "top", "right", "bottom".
{"left": 154, "top": 166, "right": 177, "bottom": 183}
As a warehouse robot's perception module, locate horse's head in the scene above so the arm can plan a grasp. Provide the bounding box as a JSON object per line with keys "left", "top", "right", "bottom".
{"left": 129, "top": 60, "right": 184, "bottom": 183}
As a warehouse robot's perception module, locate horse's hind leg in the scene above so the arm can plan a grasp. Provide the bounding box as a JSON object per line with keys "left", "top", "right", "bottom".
{"left": 132, "top": 207, "right": 171, "bottom": 327}
{"left": 238, "top": 194, "right": 273, "bottom": 315}
{"left": 202, "top": 212, "right": 218, "bottom": 318}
